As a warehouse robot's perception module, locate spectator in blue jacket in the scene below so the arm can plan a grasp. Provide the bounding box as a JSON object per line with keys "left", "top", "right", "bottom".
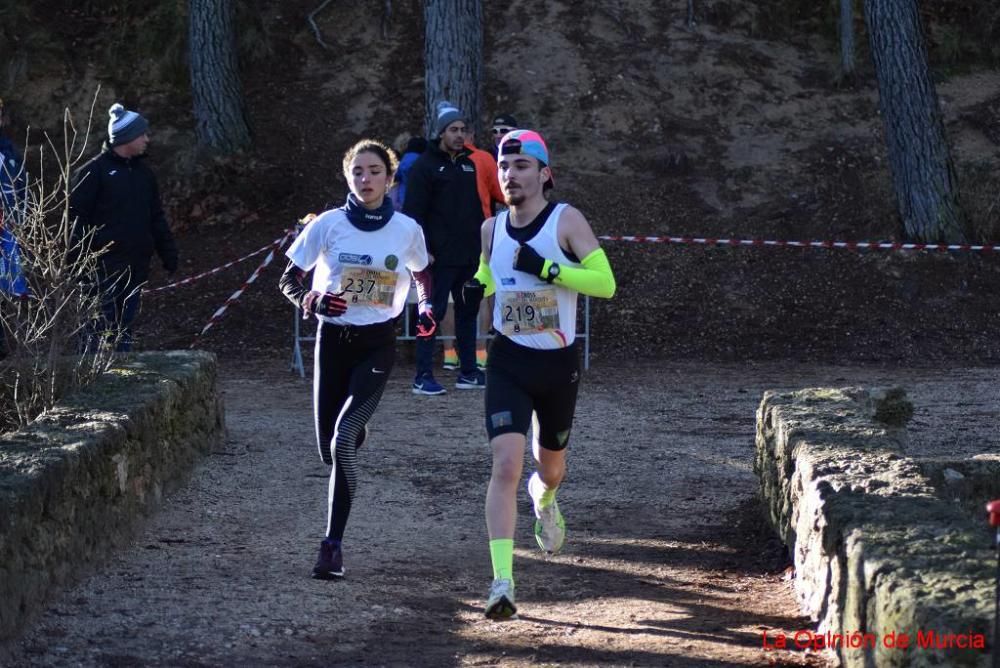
{"left": 70, "top": 103, "right": 178, "bottom": 352}
{"left": 0, "top": 97, "right": 29, "bottom": 358}
{"left": 390, "top": 135, "right": 426, "bottom": 211}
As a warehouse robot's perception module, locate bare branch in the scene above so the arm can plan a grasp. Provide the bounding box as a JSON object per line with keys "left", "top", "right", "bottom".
{"left": 307, "top": 0, "right": 334, "bottom": 51}
{"left": 381, "top": 0, "right": 393, "bottom": 39}
{"left": 72, "top": 87, "right": 101, "bottom": 164}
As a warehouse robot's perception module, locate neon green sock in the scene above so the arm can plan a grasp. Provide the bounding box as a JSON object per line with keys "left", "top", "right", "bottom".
{"left": 489, "top": 538, "right": 514, "bottom": 583}
{"left": 530, "top": 472, "right": 558, "bottom": 509}
{"left": 537, "top": 486, "right": 557, "bottom": 508}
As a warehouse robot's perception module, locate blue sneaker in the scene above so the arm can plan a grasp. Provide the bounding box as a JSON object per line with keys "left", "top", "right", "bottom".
{"left": 412, "top": 374, "right": 447, "bottom": 395}
{"left": 312, "top": 538, "right": 344, "bottom": 580}
{"left": 456, "top": 369, "right": 486, "bottom": 389}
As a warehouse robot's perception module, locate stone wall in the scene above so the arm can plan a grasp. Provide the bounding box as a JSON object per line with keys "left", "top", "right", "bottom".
{"left": 755, "top": 387, "right": 993, "bottom": 667}
{"left": 0, "top": 351, "right": 224, "bottom": 643}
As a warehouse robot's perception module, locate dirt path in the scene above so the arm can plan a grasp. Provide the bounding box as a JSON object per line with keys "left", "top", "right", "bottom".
{"left": 8, "top": 358, "right": 999, "bottom": 667}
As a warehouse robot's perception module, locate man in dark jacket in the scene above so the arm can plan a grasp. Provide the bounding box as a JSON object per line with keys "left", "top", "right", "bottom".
{"left": 403, "top": 101, "right": 485, "bottom": 394}
{"left": 70, "top": 102, "right": 178, "bottom": 352}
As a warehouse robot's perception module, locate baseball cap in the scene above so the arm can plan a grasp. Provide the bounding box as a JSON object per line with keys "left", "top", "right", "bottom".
{"left": 498, "top": 129, "right": 553, "bottom": 185}
{"left": 491, "top": 113, "right": 518, "bottom": 129}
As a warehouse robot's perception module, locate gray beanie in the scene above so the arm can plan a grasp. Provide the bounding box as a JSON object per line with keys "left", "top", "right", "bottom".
{"left": 433, "top": 100, "right": 464, "bottom": 138}
{"left": 108, "top": 103, "right": 149, "bottom": 146}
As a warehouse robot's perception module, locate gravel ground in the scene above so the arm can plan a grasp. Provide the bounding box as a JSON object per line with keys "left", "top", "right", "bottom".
{"left": 5, "top": 356, "right": 998, "bottom": 667}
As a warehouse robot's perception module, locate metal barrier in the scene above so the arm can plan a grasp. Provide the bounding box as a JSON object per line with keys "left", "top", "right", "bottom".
{"left": 289, "top": 291, "right": 591, "bottom": 377}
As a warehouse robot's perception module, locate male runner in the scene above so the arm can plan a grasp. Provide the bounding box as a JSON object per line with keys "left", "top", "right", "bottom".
{"left": 463, "top": 130, "right": 617, "bottom": 618}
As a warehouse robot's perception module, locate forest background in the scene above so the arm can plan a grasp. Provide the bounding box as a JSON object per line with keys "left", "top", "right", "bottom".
{"left": 2, "top": 0, "right": 1000, "bottom": 365}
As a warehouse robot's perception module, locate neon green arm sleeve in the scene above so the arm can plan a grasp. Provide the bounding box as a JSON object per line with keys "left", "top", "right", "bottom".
{"left": 473, "top": 254, "right": 496, "bottom": 297}
{"left": 545, "top": 248, "right": 616, "bottom": 298}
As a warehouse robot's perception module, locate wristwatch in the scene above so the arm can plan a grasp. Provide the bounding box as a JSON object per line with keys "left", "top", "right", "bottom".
{"left": 545, "top": 262, "right": 560, "bottom": 284}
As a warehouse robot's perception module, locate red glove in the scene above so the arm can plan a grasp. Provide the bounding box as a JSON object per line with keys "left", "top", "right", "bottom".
{"left": 416, "top": 301, "right": 436, "bottom": 338}
{"left": 302, "top": 291, "right": 347, "bottom": 318}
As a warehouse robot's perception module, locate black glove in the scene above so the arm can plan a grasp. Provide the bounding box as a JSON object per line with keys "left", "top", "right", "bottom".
{"left": 462, "top": 278, "right": 485, "bottom": 312}
{"left": 302, "top": 291, "right": 348, "bottom": 318}
{"left": 416, "top": 301, "right": 437, "bottom": 338}
{"left": 513, "top": 243, "right": 546, "bottom": 278}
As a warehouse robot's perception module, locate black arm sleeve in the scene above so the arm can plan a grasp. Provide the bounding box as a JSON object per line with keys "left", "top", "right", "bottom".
{"left": 278, "top": 260, "right": 311, "bottom": 309}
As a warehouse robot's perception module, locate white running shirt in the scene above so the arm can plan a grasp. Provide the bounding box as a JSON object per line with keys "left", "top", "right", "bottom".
{"left": 490, "top": 203, "right": 578, "bottom": 349}
{"left": 286, "top": 208, "right": 429, "bottom": 325}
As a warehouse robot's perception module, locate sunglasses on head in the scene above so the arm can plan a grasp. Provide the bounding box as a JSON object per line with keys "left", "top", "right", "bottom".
{"left": 491, "top": 126, "right": 514, "bottom": 135}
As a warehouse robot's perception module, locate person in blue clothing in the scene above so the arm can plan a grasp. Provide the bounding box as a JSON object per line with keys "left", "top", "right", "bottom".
{"left": 390, "top": 135, "right": 426, "bottom": 211}
{"left": 0, "top": 97, "right": 29, "bottom": 358}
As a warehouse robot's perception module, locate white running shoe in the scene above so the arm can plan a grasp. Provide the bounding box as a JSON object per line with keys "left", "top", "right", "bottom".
{"left": 528, "top": 472, "right": 566, "bottom": 554}
{"left": 484, "top": 578, "right": 516, "bottom": 619}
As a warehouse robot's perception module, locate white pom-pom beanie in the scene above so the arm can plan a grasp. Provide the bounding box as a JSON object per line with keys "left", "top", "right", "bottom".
{"left": 107, "top": 102, "right": 149, "bottom": 146}
{"left": 433, "top": 100, "right": 464, "bottom": 138}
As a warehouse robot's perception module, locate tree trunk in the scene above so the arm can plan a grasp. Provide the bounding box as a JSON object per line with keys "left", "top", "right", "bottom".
{"left": 189, "top": 0, "right": 252, "bottom": 153}
{"left": 864, "top": 0, "right": 965, "bottom": 243}
{"left": 423, "top": 0, "right": 483, "bottom": 138}
{"left": 839, "top": 0, "right": 855, "bottom": 77}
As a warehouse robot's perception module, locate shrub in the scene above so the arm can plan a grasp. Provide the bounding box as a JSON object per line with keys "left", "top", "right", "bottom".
{"left": 0, "top": 99, "right": 123, "bottom": 431}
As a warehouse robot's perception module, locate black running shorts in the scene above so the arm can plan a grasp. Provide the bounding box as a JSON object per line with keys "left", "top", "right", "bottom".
{"left": 484, "top": 335, "right": 581, "bottom": 451}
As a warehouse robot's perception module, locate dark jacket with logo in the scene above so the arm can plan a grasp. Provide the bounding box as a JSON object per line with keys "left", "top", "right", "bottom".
{"left": 69, "top": 147, "right": 178, "bottom": 287}
{"left": 402, "top": 142, "right": 484, "bottom": 267}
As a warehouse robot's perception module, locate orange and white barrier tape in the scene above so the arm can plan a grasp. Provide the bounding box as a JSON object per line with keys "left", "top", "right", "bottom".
{"left": 145, "top": 231, "right": 292, "bottom": 293}
{"left": 598, "top": 234, "right": 998, "bottom": 252}
{"left": 189, "top": 230, "right": 294, "bottom": 348}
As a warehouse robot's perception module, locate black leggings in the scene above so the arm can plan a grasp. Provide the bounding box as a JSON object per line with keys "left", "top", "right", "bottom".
{"left": 314, "top": 320, "right": 395, "bottom": 540}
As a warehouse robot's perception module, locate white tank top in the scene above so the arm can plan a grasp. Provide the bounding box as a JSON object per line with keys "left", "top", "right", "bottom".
{"left": 490, "top": 203, "right": 578, "bottom": 349}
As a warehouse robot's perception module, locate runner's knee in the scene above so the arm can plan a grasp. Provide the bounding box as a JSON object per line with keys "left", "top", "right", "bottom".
{"left": 490, "top": 434, "right": 524, "bottom": 486}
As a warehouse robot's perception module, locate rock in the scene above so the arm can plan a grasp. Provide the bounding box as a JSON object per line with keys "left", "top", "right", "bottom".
{"left": 871, "top": 386, "right": 914, "bottom": 427}
{"left": 942, "top": 468, "right": 965, "bottom": 484}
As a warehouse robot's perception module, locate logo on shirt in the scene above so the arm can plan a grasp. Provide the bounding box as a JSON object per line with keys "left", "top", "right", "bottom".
{"left": 461, "top": 165, "right": 475, "bottom": 173}
{"left": 383, "top": 254, "right": 399, "bottom": 270}
{"left": 108, "top": 170, "right": 118, "bottom": 176}
{"left": 339, "top": 253, "right": 373, "bottom": 265}
{"left": 501, "top": 277, "right": 516, "bottom": 286}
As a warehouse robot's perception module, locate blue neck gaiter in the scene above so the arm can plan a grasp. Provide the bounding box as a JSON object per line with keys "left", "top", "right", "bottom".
{"left": 342, "top": 193, "right": 394, "bottom": 231}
